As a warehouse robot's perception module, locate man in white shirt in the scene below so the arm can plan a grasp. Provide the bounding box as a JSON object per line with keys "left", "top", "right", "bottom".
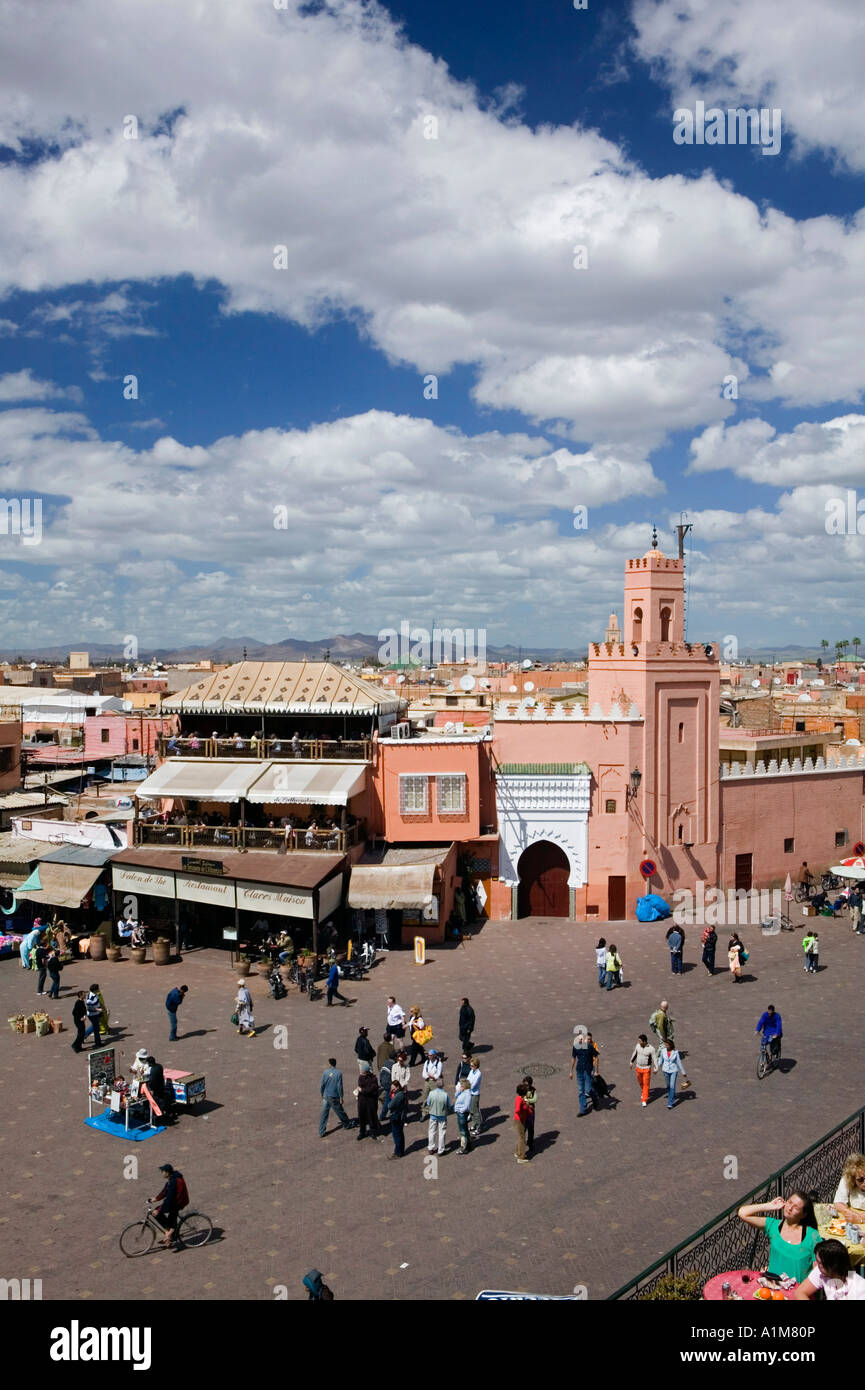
{"left": 385, "top": 997, "right": 406, "bottom": 1042}
{"left": 420, "top": 1049, "right": 443, "bottom": 1116}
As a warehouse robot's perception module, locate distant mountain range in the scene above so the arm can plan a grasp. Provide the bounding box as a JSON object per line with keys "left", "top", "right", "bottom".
{"left": 0, "top": 633, "right": 588, "bottom": 664}
{"left": 0, "top": 637, "right": 850, "bottom": 665}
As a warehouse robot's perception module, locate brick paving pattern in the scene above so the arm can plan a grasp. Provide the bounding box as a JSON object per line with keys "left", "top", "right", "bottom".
{"left": 0, "top": 912, "right": 861, "bottom": 1300}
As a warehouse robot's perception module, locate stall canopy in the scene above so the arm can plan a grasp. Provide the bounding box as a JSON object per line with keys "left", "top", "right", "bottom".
{"left": 246, "top": 761, "right": 367, "bottom": 806}
{"left": 134, "top": 760, "right": 262, "bottom": 803}
{"left": 15, "top": 860, "right": 104, "bottom": 909}
{"left": 348, "top": 863, "right": 437, "bottom": 910}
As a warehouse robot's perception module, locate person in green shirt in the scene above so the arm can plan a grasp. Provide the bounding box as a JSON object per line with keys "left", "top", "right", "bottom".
{"left": 737, "top": 1193, "right": 821, "bottom": 1284}
{"left": 802, "top": 930, "right": 819, "bottom": 974}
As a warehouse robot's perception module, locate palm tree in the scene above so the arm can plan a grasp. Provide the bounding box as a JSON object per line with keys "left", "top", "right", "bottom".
{"left": 853, "top": 637, "right": 862, "bottom": 662}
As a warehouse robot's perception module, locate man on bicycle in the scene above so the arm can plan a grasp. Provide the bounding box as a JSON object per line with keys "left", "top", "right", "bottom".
{"left": 151, "top": 1163, "right": 187, "bottom": 1248}
{"left": 755, "top": 1005, "right": 783, "bottom": 1061}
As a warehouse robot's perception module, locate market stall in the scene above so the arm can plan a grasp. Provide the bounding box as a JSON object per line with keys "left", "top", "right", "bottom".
{"left": 83, "top": 1046, "right": 165, "bottom": 1139}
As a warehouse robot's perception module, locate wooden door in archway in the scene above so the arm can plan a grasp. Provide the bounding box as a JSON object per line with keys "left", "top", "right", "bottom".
{"left": 517, "top": 841, "right": 570, "bottom": 918}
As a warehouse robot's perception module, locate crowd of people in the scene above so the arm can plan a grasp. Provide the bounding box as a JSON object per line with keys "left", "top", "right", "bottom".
{"left": 318, "top": 997, "right": 485, "bottom": 1158}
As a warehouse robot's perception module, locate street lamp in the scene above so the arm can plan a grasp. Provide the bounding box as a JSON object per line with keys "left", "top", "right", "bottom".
{"left": 627, "top": 768, "right": 642, "bottom": 803}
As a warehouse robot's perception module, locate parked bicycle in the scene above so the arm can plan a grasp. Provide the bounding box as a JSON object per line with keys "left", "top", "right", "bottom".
{"left": 119, "top": 1200, "right": 213, "bottom": 1257}
{"left": 760, "top": 912, "right": 794, "bottom": 932}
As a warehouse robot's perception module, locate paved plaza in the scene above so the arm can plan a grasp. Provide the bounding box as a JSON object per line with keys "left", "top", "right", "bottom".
{"left": 1, "top": 913, "right": 861, "bottom": 1301}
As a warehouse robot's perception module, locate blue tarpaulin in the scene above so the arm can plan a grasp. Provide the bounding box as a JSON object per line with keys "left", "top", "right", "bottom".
{"left": 635, "top": 893, "right": 672, "bottom": 922}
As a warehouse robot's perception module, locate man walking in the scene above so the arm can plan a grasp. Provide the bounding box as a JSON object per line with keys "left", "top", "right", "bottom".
{"left": 319, "top": 1058, "right": 352, "bottom": 1137}
{"left": 666, "top": 924, "right": 684, "bottom": 975}
{"left": 458, "top": 996, "right": 475, "bottom": 1051}
{"left": 387, "top": 1082, "right": 407, "bottom": 1159}
{"left": 568, "top": 1029, "right": 595, "bottom": 1116}
{"left": 378, "top": 1052, "right": 395, "bottom": 1126}
{"left": 849, "top": 887, "right": 863, "bottom": 934}
{"left": 649, "top": 1000, "right": 675, "bottom": 1048}
{"left": 71, "top": 990, "right": 87, "bottom": 1052}
{"left": 802, "top": 929, "right": 818, "bottom": 973}
{"left": 327, "top": 961, "right": 350, "bottom": 1007}
{"left": 84, "top": 985, "right": 103, "bottom": 1046}
{"left": 391, "top": 1050, "right": 411, "bottom": 1114}
{"left": 354, "top": 1025, "right": 375, "bottom": 1071}
{"left": 467, "top": 1056, "right": 483, "bottom": 1137}
{"left": 426, "top": 1079, "right": 452, "bottom": 1156}
{"left": 385, "top": 997, "right": 406, "bottom": 1042}
{"left": 165, "top": 984, "right": 188, "bottom": 1041}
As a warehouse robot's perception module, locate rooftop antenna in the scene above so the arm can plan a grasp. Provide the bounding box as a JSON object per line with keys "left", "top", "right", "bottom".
{"left": 676, "top": 514, "right": 693, "bottom": 639}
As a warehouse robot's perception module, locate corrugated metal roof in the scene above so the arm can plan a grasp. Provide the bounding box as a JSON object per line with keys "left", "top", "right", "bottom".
{"left": 38, "top": 846, "right": 114, "bottom": 868}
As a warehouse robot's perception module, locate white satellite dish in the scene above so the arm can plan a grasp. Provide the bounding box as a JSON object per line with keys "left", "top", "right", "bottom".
{"left": 444, "top": 722, "right": 456, "bottom": 733}
{"left": 30, "top": 661, "right": 37, "bottom": 670}
{"left": 751, "top": 679, "right": 761, "bottom": 688}
{"left": 521, "top": 659, "right": 532, "bottom": 670}
{"left": 460, "top": 675, "right": 476, "bottom": 691}
{"left": 524, "top": 680, "right": 535, "bottom": 692}
{"left": 509, "top": 685, "right": 518, "bottom": 694}
{"left": 525, "top": 697, "right": 536, "bottom": 708}
{"left": 396, "top": 674, "right": 405, "bottom": 684}
{"left": 446, "top": 681, "right": 455, "bottom": 691}
{"left": 797, "top": 693, "right": 812, "bottom": 702}
{"left": 479, "top": 678, "right": 490, "bottom": 689}
{"left": 772, "top": 677, "right": 781, "bottom": 685}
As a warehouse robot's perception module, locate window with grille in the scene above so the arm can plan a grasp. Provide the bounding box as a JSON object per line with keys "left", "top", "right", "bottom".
{"left": 836, "top": 829, "right": 848, "bottom": 847}
{"left": 784, "top": 837, "right": 794, "bottom": 853}
{"left": 399, "top": 775, "right": 428, "bottom": 815}
{"left": 605, "top": 799, "right": 617, "bottom": 814}
{"left": 437, "top": 774, "right": 466, "bottom": 814}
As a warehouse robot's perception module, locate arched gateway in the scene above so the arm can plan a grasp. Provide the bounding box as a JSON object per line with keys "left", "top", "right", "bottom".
{"left": 516, "top": 841, "right": 570, "bottom": 918}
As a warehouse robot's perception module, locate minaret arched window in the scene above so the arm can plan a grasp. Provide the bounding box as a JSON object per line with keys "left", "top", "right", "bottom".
{"left": 660, "top": 606, "right": 671, "bottom": 642}
{"left": 632, "top": 606, "right": 643, "bottom": 643}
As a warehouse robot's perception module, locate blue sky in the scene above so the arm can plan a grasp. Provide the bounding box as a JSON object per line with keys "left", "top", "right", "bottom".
{"left": 0, "top": 0, "right": 863, "bottom": 653}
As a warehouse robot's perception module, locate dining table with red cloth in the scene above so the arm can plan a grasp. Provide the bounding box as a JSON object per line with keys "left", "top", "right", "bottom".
{"left": 703, "top": 1269, "right": 797, "bottom": 1301}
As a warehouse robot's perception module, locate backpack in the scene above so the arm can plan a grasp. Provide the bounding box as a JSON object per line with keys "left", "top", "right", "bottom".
{"left": 175, "top": 1175, "right": 190, "bottom": 1210}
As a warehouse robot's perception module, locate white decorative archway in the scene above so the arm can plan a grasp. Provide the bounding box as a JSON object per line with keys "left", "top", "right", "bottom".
{"left": 496, "top": 769, "right": 591, "bottom": 889}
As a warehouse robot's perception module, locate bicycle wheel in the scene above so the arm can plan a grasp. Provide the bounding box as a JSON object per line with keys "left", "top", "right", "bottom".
{"left": 756, "top": 1048, "right": 769, "bottom": 1080}
{"left": 178, "top": 1211, "right": 212, "bottom": 1248}
{"left": 119, "top": 1220, "right": 157, "bottom": 1257}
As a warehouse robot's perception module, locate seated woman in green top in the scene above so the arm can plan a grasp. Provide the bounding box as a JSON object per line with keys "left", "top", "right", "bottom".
{"left": 737, "top": 1192, "right": 821, "bottom": 1284}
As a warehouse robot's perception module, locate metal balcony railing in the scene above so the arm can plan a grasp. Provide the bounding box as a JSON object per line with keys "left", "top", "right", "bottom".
{"left": 134, "top": 821, "right": 362, "bottom": 853}
{"left": 156, "top": 736, "right": 371, "bottom": 761}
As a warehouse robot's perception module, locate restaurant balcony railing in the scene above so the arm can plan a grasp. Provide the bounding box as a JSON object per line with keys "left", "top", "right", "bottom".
{"left": 608, "top": 1104, "right": 865, "bottom": 1299}
{"left": 133, "top": 821, "right": 363, "bottom": 854}
{"left": 156, "top": 736, "right": 371, "bottom": 762}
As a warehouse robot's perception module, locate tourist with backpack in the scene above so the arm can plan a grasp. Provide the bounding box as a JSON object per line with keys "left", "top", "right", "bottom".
{"left": 649, "top": 1000, "right": 674, "bottom": 1048}
{"left": 604, "top": 942, "right": 622, "bottom": 990}
{"left": 802, "top": 929, "right": 819, "bottom": 974}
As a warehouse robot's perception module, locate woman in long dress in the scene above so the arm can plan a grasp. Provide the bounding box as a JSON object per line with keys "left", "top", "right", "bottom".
{"left": 727, "top": 934, "right": 743, "bottom": 982}
{"left": 236, "top": 979, "right": 256, "bottom": 1037}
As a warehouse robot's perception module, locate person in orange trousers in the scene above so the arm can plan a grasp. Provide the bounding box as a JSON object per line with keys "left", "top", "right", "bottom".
{"left": 629, "top": 1034, "right": 659, "bottom": 1107}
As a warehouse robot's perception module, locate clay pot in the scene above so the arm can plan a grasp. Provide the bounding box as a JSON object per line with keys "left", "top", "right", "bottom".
{"left": 131, "top": 946, "right": 147, "bottom": 965}
{"left": 89, "top": 933, "right": 106, "bottom": 961}
{"left": 152, "top": 937, "right": 171, "bottom": 967}
{"left": 236, "top": 960, "right": 251, "bottom": 978}
{"left": 106, "top": 945, "right": 122, "bottom": 963}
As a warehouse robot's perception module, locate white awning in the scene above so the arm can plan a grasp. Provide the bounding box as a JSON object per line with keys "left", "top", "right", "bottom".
{"left": 348, "top": 863, "right": 437, "bottom": 910}
{"left": 134, "top": 760, "right": 262, "bottom": 803}
{"left": 246, "top": 762, "right": 367, "bottom": 806}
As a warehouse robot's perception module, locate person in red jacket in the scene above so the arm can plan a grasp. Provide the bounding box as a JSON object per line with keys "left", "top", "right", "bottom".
{"left": 514, "top": 1084, "right": 532, "bottom": 1164}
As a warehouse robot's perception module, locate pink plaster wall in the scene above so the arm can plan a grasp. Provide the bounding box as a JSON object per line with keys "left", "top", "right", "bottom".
{"left": 720, "top": 770, "right": 865, "bottom": 888}
{"left": 372, "top": 740, "right": 482, "bottom": 842}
